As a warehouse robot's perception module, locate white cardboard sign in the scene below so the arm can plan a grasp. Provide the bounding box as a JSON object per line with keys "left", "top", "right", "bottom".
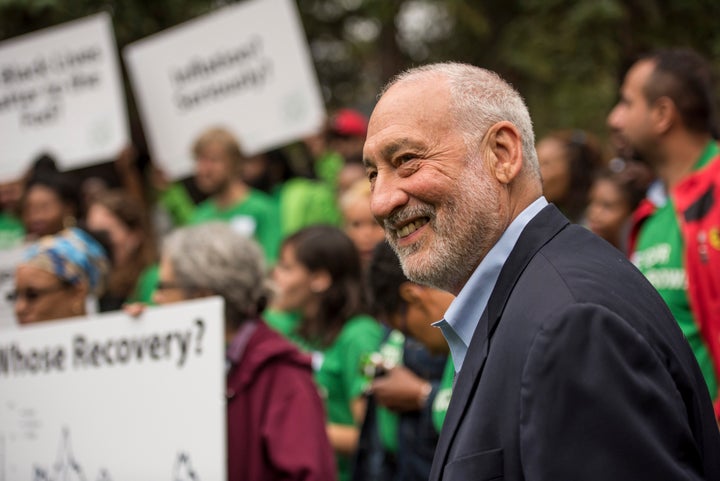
{"left": 124, "top": 0, "right": 326, "bottom": 179}
{"left": 0, "top": 13, "right": 130, "bottom": 182}
{"left": 0, "top": 297, "right": 226, "bottom": 480}
{"left": 0, "top": 246, "right": 24, "bottom": 330}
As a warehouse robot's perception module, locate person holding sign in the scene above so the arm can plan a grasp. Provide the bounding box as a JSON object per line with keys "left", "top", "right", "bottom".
{"left": 189, "top": 127, "right": 282, "bottom": 265}
{"left": 10, "top": 227, "right": 110, "bottom": 325}
{"left": 151, "top": 222, "right": 336, "bottom": 481}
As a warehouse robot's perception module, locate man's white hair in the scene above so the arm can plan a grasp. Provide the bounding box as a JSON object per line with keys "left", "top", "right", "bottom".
{"left": 382, "top": 62, "right": 541, "bottom": 182}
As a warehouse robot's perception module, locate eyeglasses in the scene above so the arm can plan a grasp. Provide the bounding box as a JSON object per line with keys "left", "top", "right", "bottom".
{"left": 6, "top": 285, "right": 68, "bottom": 303}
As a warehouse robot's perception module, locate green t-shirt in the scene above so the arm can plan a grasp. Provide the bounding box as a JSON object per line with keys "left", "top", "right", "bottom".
{"left": 157, "top": 182, "right": 197, "bottom": 227}
{"left": 315, "top": 150, "right": 345, "bottom": 189}
{"left": 0, "top": 212, "right": 24, "bottom": 250}
{"left": 190, "top": 189, "right": 281, "bottom": 265}
{"left": 312, "top": 314, "right": 383, "bottom": 481}
{"left": 432, "top": 357, "right": 455, "bottom": 433}
{"left": 274, "top": 177, "right": 342, "bottom": 236}
{"left": 263, "top": 309, "right": 307, "bottom": 348}
{"left": 633, "top": 141, "right": 719, "bottom": 400}
{"left": 375, "top": 330, "right": 405, "bottom": 454}
{"left": 129, "top": 263, "right": 159, "bottom": 305}
{"left": 265, "top": 310, "right": 383, "bottom": 481}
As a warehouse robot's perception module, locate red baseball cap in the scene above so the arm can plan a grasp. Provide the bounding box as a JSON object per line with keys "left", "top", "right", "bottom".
{"left": 330, "top": 109, "right": 368, "bottom": 137}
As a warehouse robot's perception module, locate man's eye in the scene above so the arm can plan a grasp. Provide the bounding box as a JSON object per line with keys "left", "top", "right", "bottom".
{"left": 396, "top": 154, "right": 415, "bottom": 164}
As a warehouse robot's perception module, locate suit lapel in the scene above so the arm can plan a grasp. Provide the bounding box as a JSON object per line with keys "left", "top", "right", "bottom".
{"left": 429, "top": 309, "right": 490, "bottom": 480}
{"left": 429, "top": 205, "right": 569, "bottom": 480}
{"left": 485, "top": 205, "right": 569, "bottom": 335}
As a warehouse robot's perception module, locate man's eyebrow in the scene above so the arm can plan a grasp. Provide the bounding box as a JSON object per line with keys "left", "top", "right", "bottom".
{"left": 364, "top": 138, "right": 425, "bottom": 169}
{"left": 381, "top": 138, "right": 423, "bottom": 159}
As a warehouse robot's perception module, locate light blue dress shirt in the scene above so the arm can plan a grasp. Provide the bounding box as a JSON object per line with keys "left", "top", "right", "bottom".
{"left": 434, "top": 196, "right": 549, "bottom": 373}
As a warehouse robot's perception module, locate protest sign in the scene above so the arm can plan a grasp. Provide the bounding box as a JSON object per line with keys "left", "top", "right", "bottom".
{"left": 0, "top": 297, "right": 226, "bottom": 480}
{"left": 124, "top": 0, "right": 326, "bottom": 179}
{"left": 0, "top": 13, "right": 129, "bottom": 182}
{"left": 0, "top": 246, "right": 24, "bottom": 330}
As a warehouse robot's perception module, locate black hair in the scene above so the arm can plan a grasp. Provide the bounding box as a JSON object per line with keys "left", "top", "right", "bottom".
{"left": 366, "top": 241, "right": 408, "bottom": 321}
{"left": 641, "top": 48, "right": 718, "bottom": 136}
{"left": 542, "top": 129, "right": 604, "bottom": 223}
{"left": 75, "top": 222, "right": 114, "bottom": 268}
{"left": 593, "top": 165, "right": 652, "bottom": 213}
{"left": 282, "top": 225, "right": 366, "bottom": 347}
{"left": 22, "top": 171, "right": 81, "bottom": 219}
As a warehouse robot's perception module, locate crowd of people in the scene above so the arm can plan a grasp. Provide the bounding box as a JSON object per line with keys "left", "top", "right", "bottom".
{"left": 2, "top": 46, "right": 720, "bottom": 480}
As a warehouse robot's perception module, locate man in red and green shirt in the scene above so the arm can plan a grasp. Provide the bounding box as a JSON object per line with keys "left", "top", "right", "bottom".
{"left": 609, "top": 48, "right": 720, "bottom": 418}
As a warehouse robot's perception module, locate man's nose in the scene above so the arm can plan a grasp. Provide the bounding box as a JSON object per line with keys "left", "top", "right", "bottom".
{"left": 14, "top": 296, "right": 28, "bottom": 319}
{"left": 607, "top": 104, "right": 623, "bottom": 130}
{"left": 370, "top": 172, "right": 409, "bottom": 223}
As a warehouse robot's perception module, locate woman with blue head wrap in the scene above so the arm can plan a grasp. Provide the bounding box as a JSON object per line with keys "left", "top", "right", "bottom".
{"left": 11, "top": 227, "right": 110, "bottom": 325}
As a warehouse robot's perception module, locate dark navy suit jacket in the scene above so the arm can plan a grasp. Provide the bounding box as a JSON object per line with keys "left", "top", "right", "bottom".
{"left": 429, "top": 205, "right": 720, "bottom": 481}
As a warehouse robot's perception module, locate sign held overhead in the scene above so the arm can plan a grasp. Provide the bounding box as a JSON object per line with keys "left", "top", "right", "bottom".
{"left": 124, "top": 0, "right": 326, "bottom": 179}
{"left": 0, "top": 13, "right": 129, "bottom": 182}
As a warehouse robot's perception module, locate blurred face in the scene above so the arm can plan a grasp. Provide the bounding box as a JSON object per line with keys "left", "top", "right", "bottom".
{"left": 393, "top": 283, "right": 455, "bottom": 354}
{"left": 13, "top": 265, "right": 82, "bottom": 324}
{"left": 153, "top": 255, "right": 191, "bottom": 305}
{"left": 330, "top": 136, "right": 366, "bottom": 162}
{"left": 586, "top": 178, "right": 631, "bottom": 247}
{"left": 86, "top": 204, "right": 139, "bottom": 266}
{"left": 364, "top": 78, "right": 503, "bottom": 293}
{"left": 537, "top": 137, "right": 570, "bottom": 203}
{"left": 0, "top": 179, "right": 23, "bottom": 212}
{"left": 607, "top": 60, "right": 657, "bottom": 160}
{"left": 337, "top": 164, "right": 367, "bottom": 199}
{"left": 194, "top": 141, "right": 234, "bottom": 196}
{"left": 343, "top": 200, "right": 386, "bottom": 265}
{"left": 272, "top": 244, "right": 317, "bottom": 313}
{"left": 22, "top": 185, "right": 68, "bottom": 238}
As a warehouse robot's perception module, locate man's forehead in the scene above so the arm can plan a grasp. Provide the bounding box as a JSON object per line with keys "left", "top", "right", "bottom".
{"left": 626, "top": 59, "right": 655, "bottom": 88}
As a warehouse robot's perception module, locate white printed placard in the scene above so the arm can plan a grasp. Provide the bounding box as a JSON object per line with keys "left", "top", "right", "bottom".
{"left": 0, "top": 246, "right": 25, "bottom": 330}
{"left": 0, "top": 297, "right": 226, "bottom": 480}
{"left": 124, "top": 0, "right": 326, "bottom": 179}
{"left": 0, "top": 13, "right": 130, "bottom": 182}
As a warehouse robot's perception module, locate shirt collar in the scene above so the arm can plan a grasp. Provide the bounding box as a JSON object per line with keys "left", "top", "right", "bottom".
{"left": 225, "top": 319, "right": 259, "bottom": 373}
{"left": 434, "top": 196, "right": 548, "bottom": 372}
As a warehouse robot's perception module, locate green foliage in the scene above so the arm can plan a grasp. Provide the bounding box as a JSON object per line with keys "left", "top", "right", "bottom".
{"left": 2, "top": 0, "right": 719, "bottom": 145}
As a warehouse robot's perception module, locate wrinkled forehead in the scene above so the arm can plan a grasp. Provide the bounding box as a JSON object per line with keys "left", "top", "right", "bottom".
{"left": 373, "top": 74, "right": 451, "bottom": 120}
{"left": 365, "top": 77, "right": 454, "bottom": 152}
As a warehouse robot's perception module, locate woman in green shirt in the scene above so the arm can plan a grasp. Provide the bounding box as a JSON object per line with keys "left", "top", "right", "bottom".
{"left": 271, "top": 225, "right": 383, "bottom": 481}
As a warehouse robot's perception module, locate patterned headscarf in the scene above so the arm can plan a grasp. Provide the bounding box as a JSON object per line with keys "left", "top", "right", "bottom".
{"left": 22, "top": 228, "right": 110, "bottom": 297}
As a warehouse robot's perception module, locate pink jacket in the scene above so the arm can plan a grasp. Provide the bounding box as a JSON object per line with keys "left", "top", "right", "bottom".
{"left": 226, "top": 320, "right": 336, "bottom": 481}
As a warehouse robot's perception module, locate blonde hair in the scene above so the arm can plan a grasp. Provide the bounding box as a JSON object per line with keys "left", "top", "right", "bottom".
{"left": 192, "top": 127, "right": 245, "bottom": 166}
{"left": 339, "top": 178, "right": 371, "bottom": 212}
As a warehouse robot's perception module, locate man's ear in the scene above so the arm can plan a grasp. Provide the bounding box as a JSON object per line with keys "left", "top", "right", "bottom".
{"left": 652, "top": 96, "right": 676, "bottom": 135}
{"left": 310, "top": 270, "right": 332, "bottom": 294}
{"left": 485, "top": 121, "right": 523, "bottom": 185}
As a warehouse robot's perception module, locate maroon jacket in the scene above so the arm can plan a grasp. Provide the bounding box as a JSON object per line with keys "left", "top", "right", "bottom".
{"left": 226, "top": 320, "right": 336, "bottom": 481}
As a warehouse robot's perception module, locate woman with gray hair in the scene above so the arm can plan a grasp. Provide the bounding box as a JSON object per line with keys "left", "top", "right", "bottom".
{"left": 152, "top": 222, "right": 336, "bottom": 481}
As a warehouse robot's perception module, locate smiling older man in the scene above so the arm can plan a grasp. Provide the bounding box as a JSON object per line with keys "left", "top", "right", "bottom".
{"left": 363, "top": 62, "right": 720, "bottom": 481}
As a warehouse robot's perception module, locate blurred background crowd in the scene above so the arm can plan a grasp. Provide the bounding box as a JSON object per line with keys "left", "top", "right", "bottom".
{"left": 2, "top": 2, "right": 720, "bottom": 481}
